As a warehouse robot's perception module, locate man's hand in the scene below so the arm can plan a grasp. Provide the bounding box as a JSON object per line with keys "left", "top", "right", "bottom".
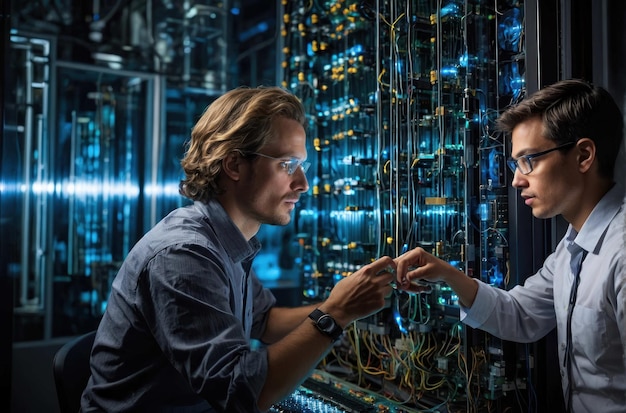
{"left": 319, "top": 256, "right": 395, "bottom": 328}
{"left": 393, "top": 247, "right": 478, "bottom": 307}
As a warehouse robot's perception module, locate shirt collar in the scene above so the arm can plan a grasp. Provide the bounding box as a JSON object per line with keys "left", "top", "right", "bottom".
{"left": 193, "top": 199, "right": 261, "bottom": 263}
{"left": 568, "top": 183, "right": 625, "bottom": 255}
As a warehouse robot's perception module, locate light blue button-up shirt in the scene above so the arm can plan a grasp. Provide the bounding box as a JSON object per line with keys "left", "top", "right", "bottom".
{"left": 462, "top": 184, "right": 626, "bottom": 412}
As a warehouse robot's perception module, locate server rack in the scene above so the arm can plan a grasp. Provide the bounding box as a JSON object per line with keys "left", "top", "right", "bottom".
{"left": 278, "top": 0, "right": 547, "bottom": 411}
{"left": 3, "top": 1, "right": 624, "bottom": 412}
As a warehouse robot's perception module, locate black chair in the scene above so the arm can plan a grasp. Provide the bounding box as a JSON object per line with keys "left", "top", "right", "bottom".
{"left": 52, "top": 330, "right": 97, "bottom": 413}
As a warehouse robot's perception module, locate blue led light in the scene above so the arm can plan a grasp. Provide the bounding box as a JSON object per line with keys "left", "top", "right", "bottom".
{"left": 478, "top": 203, "right": 490, "bottom": 221}
{"left": 499, "top": 62, "right": 525, "bottom": 98}
{"left": 394, "top": 314, "right": 408, "bottom": 334}
{"left": 498, "top": 8, "right": 523, "bottom": 52}
{"left": 440, "top": 3, "right": 460, "bottom": 18}
{"left": 490, "top": 266, "right": 503, "bottom": 286}
{"left": 440, "top": 66, "right": 458, "bottom": 77}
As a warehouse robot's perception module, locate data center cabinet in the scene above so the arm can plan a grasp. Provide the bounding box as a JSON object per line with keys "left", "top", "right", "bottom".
{"left": 7, "top": 0, "right": 235, "bottom": 341}
{"left": 281, "top": 1, "right": 529, "bottom": 411}
{"left": 7, "top": 33, "right": 158, "bottom": 339}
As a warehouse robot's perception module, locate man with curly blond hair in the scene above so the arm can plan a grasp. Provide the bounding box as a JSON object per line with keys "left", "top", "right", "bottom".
{"left": 82, "top": 86, "right": 396, "bottom": 412}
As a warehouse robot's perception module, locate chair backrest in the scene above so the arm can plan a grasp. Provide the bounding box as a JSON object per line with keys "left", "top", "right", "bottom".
{"left": 52, "top": 331, "right": 97, "bottom": 413}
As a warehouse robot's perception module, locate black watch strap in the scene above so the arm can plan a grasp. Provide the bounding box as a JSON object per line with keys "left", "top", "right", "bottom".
{"left": 308, "top": 309, "right": 343, "bottom": 341}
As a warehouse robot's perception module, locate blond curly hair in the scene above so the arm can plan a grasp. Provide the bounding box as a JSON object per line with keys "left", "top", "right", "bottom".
{"left": 179, "top": 86, "right": 306, "bottom": 202}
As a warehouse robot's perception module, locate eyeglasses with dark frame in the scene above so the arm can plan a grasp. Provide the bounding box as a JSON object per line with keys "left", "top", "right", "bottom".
{"left": 248, "top": 152, "right": 311, "bottom": 176}
{"left": 506, "top": 141, "right": 576, "bottom": 175}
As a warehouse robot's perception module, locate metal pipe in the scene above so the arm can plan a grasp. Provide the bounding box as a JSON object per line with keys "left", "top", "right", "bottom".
{"left": 34, "top": 113, "right": 48, "bottom": 312}
{"left": 19, "top": 46, "right": 33, "bottom": 308}
{"left": 375, "top": 0, "right": 384, "bottom": 259}
{"left": 68, "top": 111, "right": 77, "bottom": 275}
{"left": 148, "top": 75, "right": 164, "bottom": 228}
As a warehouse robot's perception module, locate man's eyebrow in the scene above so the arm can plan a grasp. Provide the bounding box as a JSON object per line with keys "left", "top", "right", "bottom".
{"left": 511, "top": 147, "right": 541, "bottom": 158}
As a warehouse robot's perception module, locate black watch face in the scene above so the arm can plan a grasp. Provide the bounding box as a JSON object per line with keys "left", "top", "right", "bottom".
{"left": 318, "top": 315, "right": 334, "bottom": 331}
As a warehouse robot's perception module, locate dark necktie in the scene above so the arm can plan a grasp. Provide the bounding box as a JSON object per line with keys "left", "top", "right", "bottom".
{"left": 563, "top": 248, "right": 588, "bottom": 412}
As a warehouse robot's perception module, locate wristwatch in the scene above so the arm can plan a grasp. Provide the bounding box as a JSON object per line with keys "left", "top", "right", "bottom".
{"left": 308, "top": 309, "right": 343, "bottom": 341}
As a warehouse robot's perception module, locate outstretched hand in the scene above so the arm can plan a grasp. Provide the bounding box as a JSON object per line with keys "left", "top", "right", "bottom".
{"left": 394, "top": 247, "right": 460, "bottom": 293}
{"left": 393, "top": 247, "right": 478, "bottom": 307}
{"left": 321, "top": 256, "right": 395, "bottom": 328}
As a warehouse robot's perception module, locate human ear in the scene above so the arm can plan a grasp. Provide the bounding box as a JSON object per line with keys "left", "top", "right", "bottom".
{"left": 222, "top": 152, "right": 243, "bottom": 181}
{"left": 576, "top": 138, "right": 595, "bottom": 173}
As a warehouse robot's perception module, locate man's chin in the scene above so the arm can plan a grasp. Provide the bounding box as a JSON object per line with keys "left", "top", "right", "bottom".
{"left": 531, "top": 209, "right": 555, "bottom": 220}
{"left": 263, "top": 215, "right": 292, "bottom": 226}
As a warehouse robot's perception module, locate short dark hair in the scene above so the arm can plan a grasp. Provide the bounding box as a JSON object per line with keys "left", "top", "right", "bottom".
{"left": 496, "top": 79, "right": 623, "bottom": 179}
{"left": 179, "top": 86, "right": 306, "bottom": 202}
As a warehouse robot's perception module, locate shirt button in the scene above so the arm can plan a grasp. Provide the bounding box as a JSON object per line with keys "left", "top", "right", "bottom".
{"left": 560, "top": 369, "right": 565, "bottom": 377}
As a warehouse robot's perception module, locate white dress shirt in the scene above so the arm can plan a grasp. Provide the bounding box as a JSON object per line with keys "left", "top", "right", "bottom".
{"left": 461, "top": 184, "right": 626, "bottom": 413}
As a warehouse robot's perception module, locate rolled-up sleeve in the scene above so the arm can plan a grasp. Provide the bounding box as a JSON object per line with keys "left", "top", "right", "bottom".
{"left": 138, "top": 243, "right": 271, "bottom": 412}
{"left": 83, "top": 200, "right": 279, "bottom": 412}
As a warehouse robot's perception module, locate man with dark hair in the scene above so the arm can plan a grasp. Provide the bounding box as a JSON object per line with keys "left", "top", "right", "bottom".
{"left": 395, "top": 79, "right": 626, "bottom": 412}
{"left": 82, "top": 86, "right": 395, "bottom": 412}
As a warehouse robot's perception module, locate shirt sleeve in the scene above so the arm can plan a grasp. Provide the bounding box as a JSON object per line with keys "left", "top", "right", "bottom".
{"left": 250, "top": 269, "right": 276, "bottom": 339}
{"left": 138, "top": 243, "right": 268, "bottom": 412}
{"left": 613, "top": 249, "right": 626, "bottom": 374}
{"left": 461, "top": 253, "right": 559, "bottom": 343}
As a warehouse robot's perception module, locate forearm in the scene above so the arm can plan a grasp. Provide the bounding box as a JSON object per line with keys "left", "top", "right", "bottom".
{"left": 257, "top": 257, "right": 395, "bottom": 410}
{"left": 441, "top": 268, "right": 479, "bottom": 308}
{"left": 257, "top": 315, "right": 335, "bottom": 410}
{"left": 258, "top": 301, "right": 365, "bottom": 409}
{"left": 261, "top": 304, "right": 319, "bottom": 344}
